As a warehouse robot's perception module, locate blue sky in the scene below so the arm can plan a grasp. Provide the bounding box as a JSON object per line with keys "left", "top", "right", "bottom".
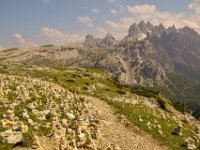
{"left": 0, "top": 0, "right": 199, "bottom": 48}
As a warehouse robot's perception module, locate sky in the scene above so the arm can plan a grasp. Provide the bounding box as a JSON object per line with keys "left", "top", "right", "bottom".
{"left": 0, "top": 0, "right": 199, "bottom": 49}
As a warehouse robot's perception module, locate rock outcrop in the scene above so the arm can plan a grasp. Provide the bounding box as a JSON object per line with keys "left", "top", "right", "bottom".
{"left": 85, "top": 33, "right": 118, "bottom": 48}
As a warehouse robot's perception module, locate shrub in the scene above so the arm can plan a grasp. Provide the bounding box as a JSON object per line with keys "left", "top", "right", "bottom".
{"left": 116, "top": 90, "right": 126, "bottom": 95}
{"left": 157, "top": 97, "right": 166, "bottom": 110}
{"left": 22, "top": 130, "right": 34, "bottom": 147}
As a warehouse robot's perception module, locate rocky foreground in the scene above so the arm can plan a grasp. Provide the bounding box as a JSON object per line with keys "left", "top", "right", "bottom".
{"left": 1, "top": 68, "right": 200, "bottom": 150}
{"left": 0, "top": 74, "right": 100, "bottom": 149}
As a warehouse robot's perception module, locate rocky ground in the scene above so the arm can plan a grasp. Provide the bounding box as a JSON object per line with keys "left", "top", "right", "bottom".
{"left": 86, "top": 95, "right": 168, "bottom": 150}
{"left": 0, "top": 73, "right": 168, "bottom": 150}
{"left": 0, "top": 73, "right": 169, "bottom": 150}
{"left": 0, "top": 66, "right": 200, "bottom": 150}
{"left": 0, "top": 74, "right": 100, "bottom": 149}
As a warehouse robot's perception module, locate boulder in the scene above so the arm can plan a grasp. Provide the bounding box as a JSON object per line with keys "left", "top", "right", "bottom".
{"left": 172, "top": 124, "right": 183, "bottom": 136}
{"left": 1, "top": 119, "right": 16, "bottom": 128}
{"left": 183, "top": 137, "right": 196, "bottom": 150}
{"left": 0, "top": 130, "right": 23, "bottom": 145}
{"left": 32, "top": 135, "right": 42, "bottom": 149}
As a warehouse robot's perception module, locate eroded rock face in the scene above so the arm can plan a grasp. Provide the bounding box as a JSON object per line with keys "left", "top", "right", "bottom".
{"left": 128, "top": 23, "right": 143, "bottom": 39}
{"left": 82, "top": 21, "right": 175, "bottom": 85}
{"left": 85, "top": 33, "right": 118, "bottom": 48}
{"left": 85, "top": 34, "right": 99, "bottom": 47}
{"left": 102, "top": 33, "right": 118, "bottom": 47}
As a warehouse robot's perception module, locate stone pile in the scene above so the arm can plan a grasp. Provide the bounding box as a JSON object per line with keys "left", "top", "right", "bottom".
{"left": 0, "top": 74, "right": 99, "bottom": 149}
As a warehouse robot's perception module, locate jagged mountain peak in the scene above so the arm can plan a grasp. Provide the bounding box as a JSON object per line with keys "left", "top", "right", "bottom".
{"left": 105, "top": 32, "right": 113, "bottom": 37}
{"left": 146, "top": 21, "right": 154, "bottom": 29}
{"left": 138, "top": 20, "right": 146, "bottom": 27}
{"left": 104, "top": 32, "right": 116, "bottom": 40}
{"left": 158, "top": 23, "right": 165, "bottom": 29}
{"left": 166, "top": 24, "right": 177, "bottom": 33}
{"left": 179, "top": 26, "right": 200, "bottom": 39}
{"left": 102, "top": 32, "right": 118, "bottom": 47}
{"left": 128, "top": 23, "right": 141, "bottom": 37}
{"left": 138, "top": 21, "right": 151, "bottom": 33}
{"left": 84, "top": 32, "right": 117, "bottom": 48}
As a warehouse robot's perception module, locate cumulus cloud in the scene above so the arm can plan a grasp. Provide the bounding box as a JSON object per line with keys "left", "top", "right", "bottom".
{"left": 106, "top": 1, "right": 200, "bottom": 39}
{"left": 96, "top": 27, "right": 108, "bottom": 35}
{"left": 12, "top": 33, "right": 37, "bottom": 48}
{"left": 41, "top": 27, "right": 83, "bottom": 44}
{"left": 127, "top": 4, "right": 156, "bottom": 15}
{"left": 189, "top": 0, "right": 200, "bottom": 16}
{"left": 77, "top": 16, "right": 93, "bottom": 27}
{"left": 92, "top": 8, "right": 99, "bottom": 14}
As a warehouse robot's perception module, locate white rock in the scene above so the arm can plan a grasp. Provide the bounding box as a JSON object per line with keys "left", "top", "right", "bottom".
{"left": 157, "top": 125, "right": 162, "bottom": 129}
{"left": 67, "top": 113, "right": 75, "bottom": 120}
{"left": 183, "top": 137, "right": 196, "bottom": 150}
{"left": 0, "top": 130, "right": 23, "bottom": 145}
{"left": 21, "top": 124, "right": 29, "bottom": 133}
{"left": 158, "top": 130, "right": 163, "bottom": 135}
{"left": 172, "top": 124, "right": 183, "bottom": 136}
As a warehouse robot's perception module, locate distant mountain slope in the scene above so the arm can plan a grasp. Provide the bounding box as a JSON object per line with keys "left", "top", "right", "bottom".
{"left": 1, "top": 21, "right": 200, "bottom": 119}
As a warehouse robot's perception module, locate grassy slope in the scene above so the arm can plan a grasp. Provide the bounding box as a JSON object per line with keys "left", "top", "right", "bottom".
{"left": 0, "top": 64, "right": 198, "bottom": 150}
{"left": 154, "top": 72, "right": 200, "bottom": 114}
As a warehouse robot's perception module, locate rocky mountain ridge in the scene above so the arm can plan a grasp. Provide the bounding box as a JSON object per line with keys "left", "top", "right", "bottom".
{"left": 84, "top": 21, "right": 200, "bottom": 83}
{"left": 0, "top": 21, "right": 200, "bottom": 88}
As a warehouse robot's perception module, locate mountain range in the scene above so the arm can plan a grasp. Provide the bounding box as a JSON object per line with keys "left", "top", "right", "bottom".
{"left": 1, "top": 21, "right": 200, "bottom": 115}
{"left": 2, "top": 21, "right": 200, "bottom": 149}
{"left": 85, "top": 21, "right": 200, "bottom": 84}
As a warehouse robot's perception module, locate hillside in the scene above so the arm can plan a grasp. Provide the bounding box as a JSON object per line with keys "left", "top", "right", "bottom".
{"left": 1, "top": 21, "right": 200, "bottom": 119}
{"left": 0, "top": 63, "right": 200, "bottom": 149}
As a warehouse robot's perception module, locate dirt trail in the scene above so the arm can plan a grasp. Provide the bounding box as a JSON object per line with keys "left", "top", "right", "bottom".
{"left": 85, "top": 96, "right": 168, "bottom": 150}
{"left": 46, "top": 82, "right": 168, "bottom": 150}
{"left": 28, "top": 81, "right": 168, "bottom": 150}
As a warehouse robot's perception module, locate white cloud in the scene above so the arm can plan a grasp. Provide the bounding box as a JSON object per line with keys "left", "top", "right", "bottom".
{"left": 108, "top": 0, "right": 118, "bottom": 3}
{"left": 106, "top": 1, "right": 200, "bottom": 39}
{"left": 13, "top": 33, "right": 37, "bottom": 48}
{"left": 13, "top": 33, "right": 26, "bottom": 46}
{"left": 127, "top": 4, "right": 156, "bottom": 15}
{"left": 92, "top": 8, "right": 99, "bottom": 14}
{"left": 111, "top": 9, "right": 118, "bottom": 15}
{"left": 77, "top": 16, "right": 93, "bottom": 27}
{"left": 189, "top": 0, "right": 200, "bottom": 16}
{"left": 96, "top": 27, "right": 108, "bottom": 35}
{"left": 111, "top": 6, "right": 124, "bottom": 15}
{"left": 41, "top": 27, "right": 83, "bottom": 44}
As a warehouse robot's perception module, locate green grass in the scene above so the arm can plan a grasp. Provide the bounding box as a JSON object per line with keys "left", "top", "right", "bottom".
{"left": 85, "top": 67, "right": 105, "bottom": 74}
{"left": 35, "top": 67, "right": 196, "bottom": 149}
{"left": 0, "top": 142, "right": 13, "bottom": 150}
{"left": 104, "top": 100, "right": 195, "bottom": 150}
{"left": 0, "top": 64, "right": 197, "bottom": 150}
{"left": 37, "top": 126, "right": 52, "bottom": 136}
{"left": 22, "top": 130, "right": 34, "bottom": 147}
